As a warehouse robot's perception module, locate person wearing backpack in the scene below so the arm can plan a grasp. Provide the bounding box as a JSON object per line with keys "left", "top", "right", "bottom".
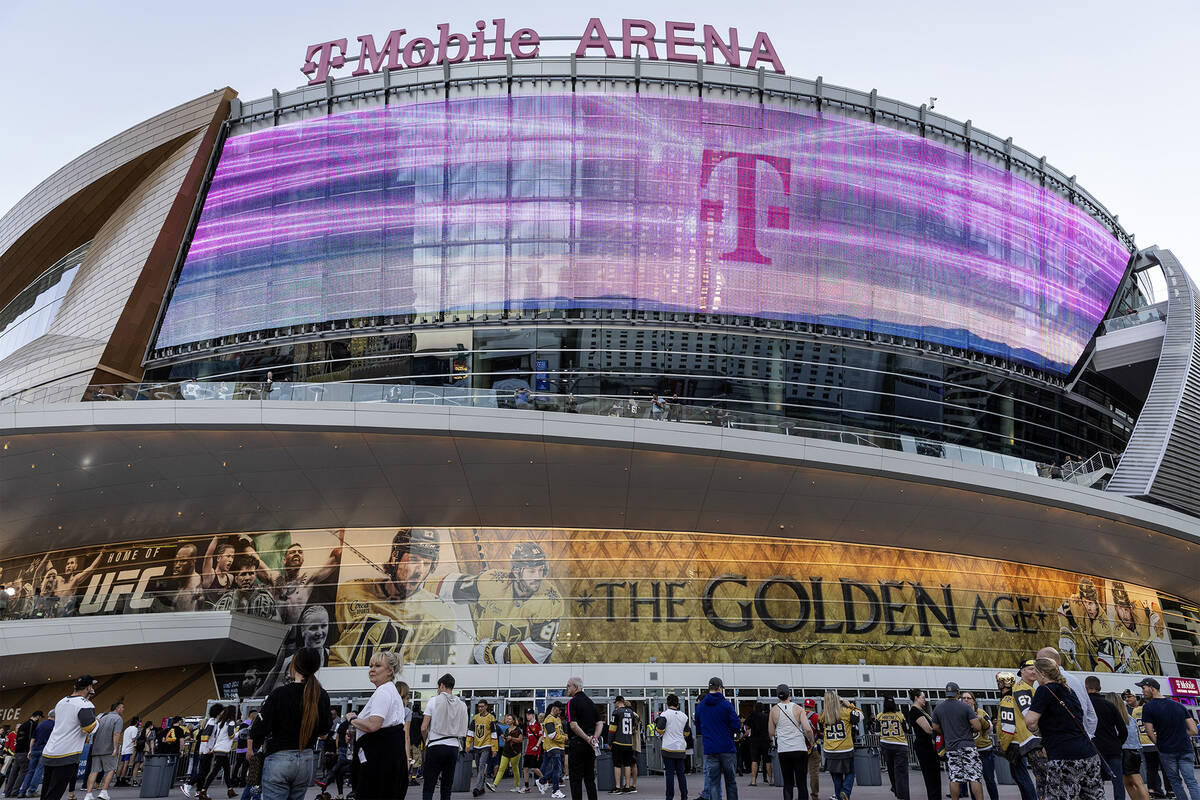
{"left": 421, "top": 673, "right": 468, "bottom": 800}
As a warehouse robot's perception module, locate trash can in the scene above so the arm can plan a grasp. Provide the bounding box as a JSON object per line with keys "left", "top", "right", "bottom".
{"left": 596, "top": 751, "right": 615, "bottom": 790}
{"left": 139, "top": 754, "right": 178, "bottom": 798}
{"left": 994, "top": 752, "right": 1015, "bottom": 785}
{"left": 854, "top": 747, "right": 882, "bottom": 786}
{"left": 453, "top": 751, "right": 474, "bottom": 793}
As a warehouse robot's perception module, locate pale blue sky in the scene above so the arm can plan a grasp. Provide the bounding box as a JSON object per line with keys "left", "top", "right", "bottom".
{"left": 1, "top": 0, "right": 1197, "bottom": 272}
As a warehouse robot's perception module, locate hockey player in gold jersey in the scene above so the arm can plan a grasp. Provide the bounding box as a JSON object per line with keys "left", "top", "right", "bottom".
{"left": 1110, "top": 582, "right": 1165, "bottom": 674}
{"left": 1056, "top": 577, "right": 1116, "bottom": 672}
{"left": 996, "top": 670, "right": 1039, "bottom": 800}
{"left": 330, "top": 528, "right": 457, "bottom": 667}
{"left": 435, "top": 541, "right": 563, "bottom": 664}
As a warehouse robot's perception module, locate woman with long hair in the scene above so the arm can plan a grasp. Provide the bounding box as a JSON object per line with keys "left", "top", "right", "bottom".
{"left": 351, "top": 651, "right": 409, "bottom": 800}
{"left": 1022, "top": 657, "right": 1103, "bottom": 800}
{"left": 820, "top": 690, "right": 862, "bottom": 800}
{"left": 199, "top": 706, "right": 239, "bottom": 799}
{"left": 259, "top": 647, "right": 332, "bottom": 800}
{"left": 877, "top": 697, "right": 909, "bottom": 800}
{"left": 1109, "top": 692, "right": 1150, "bottom": 800}
{"left": 492, "top": 714, "right": 524, "bottom": 791}
{"left": 770, "top": 684, "right": 815, "bottom": 800}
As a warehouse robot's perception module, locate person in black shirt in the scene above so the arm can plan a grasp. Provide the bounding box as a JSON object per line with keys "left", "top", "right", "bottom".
{"left": 3, "top": 710, "right": 41, "bottom": 797}
{"left": 258, "top": 647, "right": 332, "bottom": 800}
{"left": 1024, "top": 658, "right": 1103, "bottom": 800}
{"left": 609, "top": 697, "right": 638, "bottom": 793}
{"left": 1084, "top": 677, "right": 1127, "bottom": 799}
{"left": 160, "top": 717, "right": 188, "bottom": 756}
{"left": 746, "top": 704, "right": 773, "bottom": 787}
{"left": 907, "top": 689, "right": 940, "bottom": 800}
{"left": 565, "top": 677, "right": 603, "bottom": 800}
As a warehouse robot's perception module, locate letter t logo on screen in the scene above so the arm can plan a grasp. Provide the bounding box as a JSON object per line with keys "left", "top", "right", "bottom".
{"left": 699, "top": 150, "right": 791, "bottom": 265}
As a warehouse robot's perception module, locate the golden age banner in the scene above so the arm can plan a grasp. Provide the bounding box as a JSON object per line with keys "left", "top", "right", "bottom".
{"left": 0, "top": 527, "right": 1173, "bottom": 694}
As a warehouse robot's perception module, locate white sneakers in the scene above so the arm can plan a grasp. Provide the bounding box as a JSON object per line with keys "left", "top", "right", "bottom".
{"left": 181, "top": 784, "right": 195, "bottom": 798}
{"left": 536, "top": 781, "right": 548, "bottom": 795}
{"left": 98, "top": 791, "right": 110, "bottom": 800}
{"left": 83, "top": 793, "right": 93, "bottom": 800}
{"left": 552, "top": 792, "right": 566, "bottom": 798}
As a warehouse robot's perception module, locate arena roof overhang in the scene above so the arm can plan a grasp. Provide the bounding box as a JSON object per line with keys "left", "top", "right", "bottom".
{"left": 2, "top": 403, "right": 1198, "bottom": 605}
{"left": 0, "top": 609, "right": 285, "bottom": 688}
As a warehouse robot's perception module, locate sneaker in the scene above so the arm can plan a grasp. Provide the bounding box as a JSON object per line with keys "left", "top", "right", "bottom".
{"left": 485, "top": 784, "right": 497, "bottom": 793}
{"left": 181, "top": 785, "right": 195, "bottom": 799}
{"left": 840, "top": 793, "right": 850, "bottom": 800}
{"left": 609, "top": 790, "right": 620, "bottom": 795}
{"left": 536, "top": 781, "right": 548, "bottom": 795}
{"left": 83, "top": 794, "right": 94, "bottom": 800}
{"left": 628, "top": 790, "right": 638, "bottom": 795}
{"left": 99, "top": 792, "right": 110, "bottom": 800}
{"left": 552, "top": 793, "right": 566, "bottom": 799}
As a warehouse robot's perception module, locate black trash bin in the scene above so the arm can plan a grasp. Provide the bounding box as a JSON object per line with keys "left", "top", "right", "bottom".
{"left": 453, "top": 750, "right": 474, "bottom": 793}
{"left": 596, "top": 751, "right": 615, "bottom": 790}
{"left": 139, "top": 754, "right": 178, "bottom": 798}
{"left": 854, "top": 747, "right": 882, "bottom": 786}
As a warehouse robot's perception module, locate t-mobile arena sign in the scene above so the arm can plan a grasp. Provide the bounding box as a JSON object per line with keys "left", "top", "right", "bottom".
{"left": 302, "top": 18, "right": 785, "bottom": 85}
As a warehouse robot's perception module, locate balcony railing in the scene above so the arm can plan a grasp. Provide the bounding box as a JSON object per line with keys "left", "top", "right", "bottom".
{"left": 3, "top": 380, "right": 1106, "bottom": 482}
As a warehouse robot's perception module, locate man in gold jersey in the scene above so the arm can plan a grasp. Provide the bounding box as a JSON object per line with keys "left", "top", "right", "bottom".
{"left": 996, "top": 671, "right": 1038, "bottom": 800}
{"left": 436, "top": 542, "right": 563, "bottom": 664}
{"left": 1057, "top": 578, "right": 1117, "bottom": 672}
{"left": 1111, "top": 583, "right": 1165, "bottom": 674}
{"left": 330, "top": 528, "right": 457, "bottom": 667}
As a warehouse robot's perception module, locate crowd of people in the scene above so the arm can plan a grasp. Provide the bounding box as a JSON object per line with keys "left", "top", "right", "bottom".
{"left": 2, "top": 645, "right": 1197, "bottom": 800}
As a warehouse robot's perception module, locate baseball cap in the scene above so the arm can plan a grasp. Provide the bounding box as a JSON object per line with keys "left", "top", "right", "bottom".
{"left": 945, "top": 682, "right": 961, "bottom": 696}
{"left": 1135, "top": 677, "right": 1160, "bottom": 690}
{"left": 776, "top": 683, "right": 791, "bottom": 698}
{"left": 74, "top": 675, "right": 97, "bottom": 690}
{"left": 803, "top": 699, "right": 817, "bottom": 708}
{"left": 708, "top": 677, "right": 724, "bottom": 689}
{"left": 615, "top": 695, "right": 625, "bottom": 703}
{"left": 1121, "top": 689, "right": 1134, "bottom": 698}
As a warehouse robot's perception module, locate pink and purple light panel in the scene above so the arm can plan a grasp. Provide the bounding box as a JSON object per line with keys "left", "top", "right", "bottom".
{"left": 156, "top": 94, "right": 1130, "bottom": 373}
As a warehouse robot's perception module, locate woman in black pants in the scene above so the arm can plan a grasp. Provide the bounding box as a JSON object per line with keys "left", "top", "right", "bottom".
{"left": 350, "top": 651, "right": 409, "bottom": 800}
{"left": 200, "top": 707, "right": 239, "bottom": 799}
{"left": 906, "top": 689, "right": 941, "bottom": 800}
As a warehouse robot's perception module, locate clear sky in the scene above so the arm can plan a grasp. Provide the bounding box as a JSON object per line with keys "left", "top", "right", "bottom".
{"left": 1, "top": 0, "right": 1197, "bottom": 273}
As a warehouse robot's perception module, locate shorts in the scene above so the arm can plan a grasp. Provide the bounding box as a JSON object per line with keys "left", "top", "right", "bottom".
{"left": 1121, "top": 750, "right": 1142, "bottom": 776}
{"left": 523, "top": 754, "right": 541, "bottom": 771}
{"left": 1044, "top": 756, "right": 1103, "bottom": 800}
{"left": 947, "top": 748, "right": 983, "bottom": 783}
{"left": 93, "top": 752, "right": 119, "bottom": 774}
{"left": 750, "top": 741, "right": 771, "bottom": 763}
{"left": 120, "top": 753, "right": 132, "bottom": 763}
{"left": 134, "top": 751, "right": 146, "bottom": 763}
{"left": 612, "top": 748, "right": 635, "bottom": 768}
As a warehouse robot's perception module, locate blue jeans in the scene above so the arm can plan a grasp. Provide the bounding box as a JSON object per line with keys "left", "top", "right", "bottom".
{"left": 703, "top": 753, "right": 738, "bottom": 800}
{"left": 542, "top": 750, "right": 563, "bottom": 792}
{"left": 1159, "top": 750, "right": 1200, "bottom": 800}
{"left": 1007, "top": 753, "right": 1036, "bottom": 800}
{"left": 831, "top": 766, "right": 856, "bottom": 799}
{"left": 664, "top": 755, "right": 688, "bottom": 800}
{"left": 261, "top": 750, "right": 314, "bottom": 800}
{"left": 1104, "top": 754, "right": 1126, "bottom": 800}
{"left": 19, "top": 751, "right": 43, "bottom": 796}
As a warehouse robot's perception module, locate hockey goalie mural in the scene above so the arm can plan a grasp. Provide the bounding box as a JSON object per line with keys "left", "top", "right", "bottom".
{"left": 0, "top": 528, "right": 1184, "bottom": 693}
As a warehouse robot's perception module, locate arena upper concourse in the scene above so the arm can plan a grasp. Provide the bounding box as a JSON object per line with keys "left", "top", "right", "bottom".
{"left": 2, "top": 23, "right": 1199, "bottom": 728}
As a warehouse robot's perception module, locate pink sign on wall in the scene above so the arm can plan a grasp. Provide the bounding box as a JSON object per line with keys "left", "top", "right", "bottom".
{"left": 1170, "top": 677, "right": 1200, "bottom": 696}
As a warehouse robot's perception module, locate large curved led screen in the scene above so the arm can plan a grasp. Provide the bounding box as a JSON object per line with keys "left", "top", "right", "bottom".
{"left": 157, "top": 94, "right": 1130, "bottom": 373}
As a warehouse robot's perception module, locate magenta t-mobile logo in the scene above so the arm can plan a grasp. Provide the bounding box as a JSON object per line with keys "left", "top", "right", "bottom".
{"left": 700, "top": 150, "right": 791, "bottom": 265}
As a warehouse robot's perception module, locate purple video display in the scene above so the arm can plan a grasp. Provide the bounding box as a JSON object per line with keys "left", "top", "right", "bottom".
{"left": 157, "top": 94, "right": 1130, "bottom": 373}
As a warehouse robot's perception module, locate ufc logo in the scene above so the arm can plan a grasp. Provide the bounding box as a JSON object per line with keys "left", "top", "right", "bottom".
{"left": 79, "top": 567, "right": 166, "bottom": 614}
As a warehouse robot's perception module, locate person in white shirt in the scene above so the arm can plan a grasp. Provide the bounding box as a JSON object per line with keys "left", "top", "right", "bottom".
{"left": 350, "top": 651, "right": 409, "bottom": 799}
{"left": 198, "top": 707, "right": 239, "bottom": 799}
{"left": 770, "top": 684, "right": 816, "bottom": 800}
{"left": 656, "top": 694, "right": 692, "bottom": 800}
{"left": 116, "top": 717, "right": 140, "bottom": 787}
{"left": 421, "top": 673, "right": 468, "bottom": 800}
{"left": 40, "top": 675, "right": 98, "bottom": 800}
